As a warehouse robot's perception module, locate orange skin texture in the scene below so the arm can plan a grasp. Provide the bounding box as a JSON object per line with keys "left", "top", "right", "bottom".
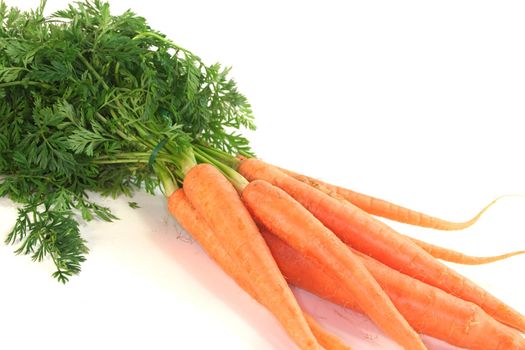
{"left": 238, "top": 158, "right": 525, "bottom": 333}
{"left": 261, "top": 231, "right": 525, "bottom": 350}
{"left": 182, "top": 164, "right": 320, "bottom": 350}
{"left": 168, "top": 188, "right": 348, "bottom": 350}
{"left": 241, "top": 179, "right": 426, "bottom": 350}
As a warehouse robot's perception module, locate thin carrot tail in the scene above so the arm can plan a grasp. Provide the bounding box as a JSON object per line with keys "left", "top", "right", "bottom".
{"left": 406, "top": 194, "right": 502, "bottom": 230}
{"left": 463, "top": 194, "right": 525, "bottom": 230}
{"left": 408, "top": 236, "right": 525, "bottom": 265}
{"left": 279, "top": 166, "right": 505, "bottom": 230}
{"left": 303, "top": 312, "right": 352, "bottom": 350}
{"left": 453, "top": 195, "right": 502, "bottom": 229}
{"left": 434, "top": 194, "right": 524, "bottom": 230}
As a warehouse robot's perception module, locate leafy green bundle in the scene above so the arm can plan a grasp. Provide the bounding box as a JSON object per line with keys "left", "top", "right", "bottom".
{"left": 0, "top": 0, "right": 254, "bottom": 282}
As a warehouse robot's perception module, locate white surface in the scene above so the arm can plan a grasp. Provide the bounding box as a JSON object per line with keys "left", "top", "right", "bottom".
{"left": 1, "top": 1, "right": 525, "bottom": 349}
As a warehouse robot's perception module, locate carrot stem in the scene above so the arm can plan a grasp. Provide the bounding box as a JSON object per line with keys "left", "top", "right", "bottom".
{"left": 192, "top": 147, "right": 248, "bottom": 192}
{"left": 178, "top": 147, "right": 198, "bottom": 176}
{"left": 194, "top": 143, "right": 241, "bottom": 169}
{"left": 155, "top": 164, "right": 178, "bottom": 197}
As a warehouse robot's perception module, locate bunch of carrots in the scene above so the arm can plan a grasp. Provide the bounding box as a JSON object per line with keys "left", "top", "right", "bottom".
{"left": 1, "top": 2, "right": 524, "bottom": 349}
{"left": 165, "top": 147, "right": 525, "bottom": 350}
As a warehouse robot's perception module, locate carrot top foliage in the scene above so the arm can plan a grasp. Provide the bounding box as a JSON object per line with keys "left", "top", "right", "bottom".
{"left": 0, "top": 0, "right": 254, "bottom": 282}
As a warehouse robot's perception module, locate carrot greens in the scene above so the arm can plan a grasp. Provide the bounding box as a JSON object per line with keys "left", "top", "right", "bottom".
{"left": 0, "top": 0, "right": 254, "bottom": 282}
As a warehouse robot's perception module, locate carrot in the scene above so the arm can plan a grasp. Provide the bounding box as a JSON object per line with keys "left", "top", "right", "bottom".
{"left": 261, "top": 231, "right": 525, "bottom": 350}
{"left": 303, "top": 313, "right": 351, "bottom": 350}
{"left": 168, "top": 187, "right": 349, "bottom": 350}
{"left": 238, "top": 158, "right": 525, "bottom": 332}
{"left": 241, "top": 179, "right": 427, "bottom": 350}
{"left": 407, "top": 235, "right": 525, "bottom": 265}
{"left": 281, "top": 166, "right": 525, "bottom": 264}
{"left": 181, "top": 164, "right": 320, "bottom": 350}
{"left": 283, "top": 166, "right": 524, "bottom": 264}
{"left": 278, "top": 165, "right": 525, "bottom": 264}
{"left": 279, "top": 167, "right": 498, "bottom": 230}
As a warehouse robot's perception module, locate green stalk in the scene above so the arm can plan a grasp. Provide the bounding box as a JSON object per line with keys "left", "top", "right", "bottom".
{"left": 92, "top": 159, "right": 148, "bottom": 164}
{"left": 193, "top": 143, "right": 241, "bottom": 169}
{"left": 177, "top": 147, "right": 197, "bottom": 176}
{"left": 96, "top": 152, "right": 162, "bottom": 160}
{"left": 193, "top": 147, "right": 248, "bottom": 193}
{"left": 0, "top": 80, "right": 53, "bottom": 89}
{"left": 78, "top": 53, "right": 110, "bottom": 90}
{"left": 237, "top": 149, "right": 253, "bottom": 159}
{"left": 133, "top": 31, "right": 191, "bottom": 56}
{"left": 154, "top": 164, "right": 178, "bottom": 198}
{"left": 93, "top": 151, "right": 182, "bottom": 197}
{"left": 93, "top": 152, "right": 172, "bottom": 164}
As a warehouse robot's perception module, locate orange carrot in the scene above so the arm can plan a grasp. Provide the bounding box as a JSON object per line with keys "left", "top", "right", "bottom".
{"left": 238, "top": 158, "right": 525, "bottom": 332}
{"left": 241, "top": 179, "right": 427, "bottom": 350}
{"left": 282, "top": 167, "right": 525, "bottom": 265}
{"left": 407, "top": 235, "right": 525, "bottom": 265}
{"left": 303, "top": 313, "right": 351, "bottom": 350}
{"left": 168, "top": 188, "right": 349, "bottom": 350}
{"left": 279, "top": 167, "right": 498, "bottom": 230}
{"left": 182, "top": 164, "right": 320, "bottom": 350}
{"left": 261, "top": 231, "right": 525, "bottom": 350}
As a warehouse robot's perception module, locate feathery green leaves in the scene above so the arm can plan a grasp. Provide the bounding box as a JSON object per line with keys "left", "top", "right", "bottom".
{"left": 0, "top": 0, "right": 254, "bottom": 281}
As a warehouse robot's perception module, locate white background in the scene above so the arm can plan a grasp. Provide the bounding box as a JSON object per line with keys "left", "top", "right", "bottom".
{"left": 1, "top": 1, "right": 525, "bottom": 349}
